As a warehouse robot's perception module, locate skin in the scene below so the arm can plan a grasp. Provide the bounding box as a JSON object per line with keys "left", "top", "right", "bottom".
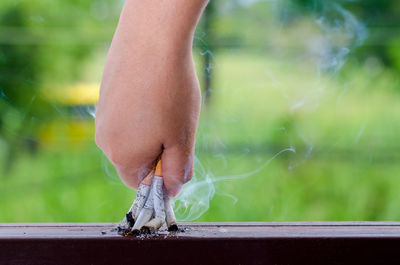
{"left": 95, "top": 0, "right": 209, "bottom": 197}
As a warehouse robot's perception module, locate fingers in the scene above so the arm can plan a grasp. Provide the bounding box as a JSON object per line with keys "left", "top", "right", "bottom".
{"left": 115, "top": 160, "right": 153, "bottom": 189}
{"left": 95, "top": 127, "right": 162, "bottom": 189}
{"left": 161, "top": 145, "right": 194, "bottom": 197}
{"left": 96, "top": 111, "right": 195, "bottom": 195}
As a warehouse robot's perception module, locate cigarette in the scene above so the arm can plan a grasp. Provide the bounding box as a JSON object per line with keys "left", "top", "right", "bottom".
{"left": 141, "top": 217, "right": 163, "bottom": 234}
{"left": 132, "top": 171, "right": 154, "bottom": 220}
{"left": 164, "top": 193, "right": 178, "bottom": 232}
{"left": 117, "top": 215, "right": 132, "bottom": 234}
{"left": 117, "top": 205, "right": 137, "bottom": 234}
{"left": 131, "top": 176, "right": 156, "bottom": 234}
{"left": 117, "top": 170, "right": 154, "bottom": 234}
{"left": 130, "top": 207, "right": 153, "bottom": 235}
{"left": 141, "top": 161, "right": 166, "bottom": 234}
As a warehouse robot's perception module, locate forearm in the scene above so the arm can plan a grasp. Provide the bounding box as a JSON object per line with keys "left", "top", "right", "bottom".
{"left": 116, "top": 0, "right": 209, "bottom": 53}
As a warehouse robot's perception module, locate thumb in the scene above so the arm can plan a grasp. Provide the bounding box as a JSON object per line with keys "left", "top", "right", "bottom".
{"left": 161, "top": 145, "right": 194, "bottom": 197}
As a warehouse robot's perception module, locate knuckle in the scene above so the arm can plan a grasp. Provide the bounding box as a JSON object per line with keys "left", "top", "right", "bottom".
{"left": 95, "top": 129, "right": 126, "bottom": 166}
{"left": 115, "top": 163, "right": 148, "bottom": 190}
{"left": 120, "top": 174, "right": 139, "bottom": 189}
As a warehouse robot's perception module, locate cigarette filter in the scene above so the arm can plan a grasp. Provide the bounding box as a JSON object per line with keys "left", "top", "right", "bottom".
{"left": 142, "top": 161, "right": 166, "bottom": 234}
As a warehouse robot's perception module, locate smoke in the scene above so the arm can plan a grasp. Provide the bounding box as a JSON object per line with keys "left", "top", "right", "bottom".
{"left": 173, "top": 0, "right": 368, "bottom": 221}
{"left": 313, "top": 2, "right": 368, "bottom": 74}
{"left": 85, "top": 105, "right": 96, "bottom": 119}
{"left": 173, "top": 157, "right": 215, "bottom": 221}
{"left": 175, "top": 147, "right": 296, "bottom": 221}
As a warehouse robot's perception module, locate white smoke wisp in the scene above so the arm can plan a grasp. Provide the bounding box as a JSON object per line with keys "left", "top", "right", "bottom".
{"left": 86, "top": 105, "right": 96, "bottom": 119}
{"left": 284, "top": 0, "right": 368, "bottom": 170}
{"left": 173, "top": 156, "right": 215, "bottom": 221}
{"left": 313, "top": 2, "right": 368, "bottom": 74}
{"left": 173, "top": 1, "right": 369, "bottom": 222}
{"left": 174, "top": 147, "right": 295, "bottom": 221}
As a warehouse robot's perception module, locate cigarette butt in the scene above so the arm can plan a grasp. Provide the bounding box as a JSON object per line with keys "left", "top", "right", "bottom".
{"left": 156, "top": 160, "right": 178, "bottom": 231}
{"left": 140, "top": 171, "right": 166, "bottom": 234}
{"left": 153, "top": 175, "right": 166, "bottom": 221}
{"left": 156, "top": 160, "right": 178, "bottom": 232}
{"left": 164, "top": 194, "right": 178, "bottom": 231}
{"left": 130, "top": 207, "right": 153, "bottom": 234}
{"left": 118, "top": 170, "right": 154, "bottom": 234}
{"left": 141, "top": 218, "right": 164, "bottom": 234}
{"left": 117, "top": 216, "right": 131, "bottom": 234}
{"left": 118, "top": 210, "right": 138, "bottom": 234}
{"left": 132, "top": 184, "right": 155, "bottom": 231}
{"left": 132, "top": 171, "right": 154, "bottom": 220}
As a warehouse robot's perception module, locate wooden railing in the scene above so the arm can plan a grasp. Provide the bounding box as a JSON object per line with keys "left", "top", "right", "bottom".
{"left": 1, "top": 222, "right": 400, "bottom": 265}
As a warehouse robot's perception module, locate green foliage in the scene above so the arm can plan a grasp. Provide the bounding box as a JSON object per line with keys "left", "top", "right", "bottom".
{"left": 1, "top": 52, "right": 400, "bottom": 222}
{"left": 0, "top": 0, "right": 119, "bottom": 171}
{"left": 1, "top": 0, "right": 400, "bottom": 222}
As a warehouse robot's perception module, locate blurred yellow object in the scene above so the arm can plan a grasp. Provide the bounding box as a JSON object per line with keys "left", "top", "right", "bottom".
{"left": 38, "top": 83, "right": 99, "bottom": 149}
{"left": 38, "top": 120, "right": 95, "bottom": 150}
{"left": 42, "top": 83, "right": 100, "bottom": 105}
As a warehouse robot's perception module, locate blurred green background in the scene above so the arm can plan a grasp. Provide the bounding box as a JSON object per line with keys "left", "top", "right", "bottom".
{"left": 1, "top": 0, "right": 400, "bottom": 222}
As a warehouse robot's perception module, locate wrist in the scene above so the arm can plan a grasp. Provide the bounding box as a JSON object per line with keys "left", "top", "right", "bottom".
{"left": 118, "top": 0, "right": 208, "bottom": 53}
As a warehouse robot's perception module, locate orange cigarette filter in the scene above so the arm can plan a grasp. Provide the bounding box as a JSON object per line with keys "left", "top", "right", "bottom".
{"left": 155, "top": 160, "right": 162, "bottom": 177}
{"left": 141, "top": 159, "right": 160, "bottom": 185}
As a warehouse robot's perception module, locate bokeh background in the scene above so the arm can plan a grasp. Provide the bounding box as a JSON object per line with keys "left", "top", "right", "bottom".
{"left": 1, "top": 0, "right": 400, "bottom": 222}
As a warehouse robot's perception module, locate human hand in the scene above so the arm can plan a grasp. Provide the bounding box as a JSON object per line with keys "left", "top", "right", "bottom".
{"left": 95, "top": 0, "right": 207, "bottom": 196}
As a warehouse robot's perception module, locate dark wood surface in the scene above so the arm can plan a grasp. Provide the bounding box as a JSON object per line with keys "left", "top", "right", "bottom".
{"left": 1, "top": 222, "right": 400, "bottom": 265}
